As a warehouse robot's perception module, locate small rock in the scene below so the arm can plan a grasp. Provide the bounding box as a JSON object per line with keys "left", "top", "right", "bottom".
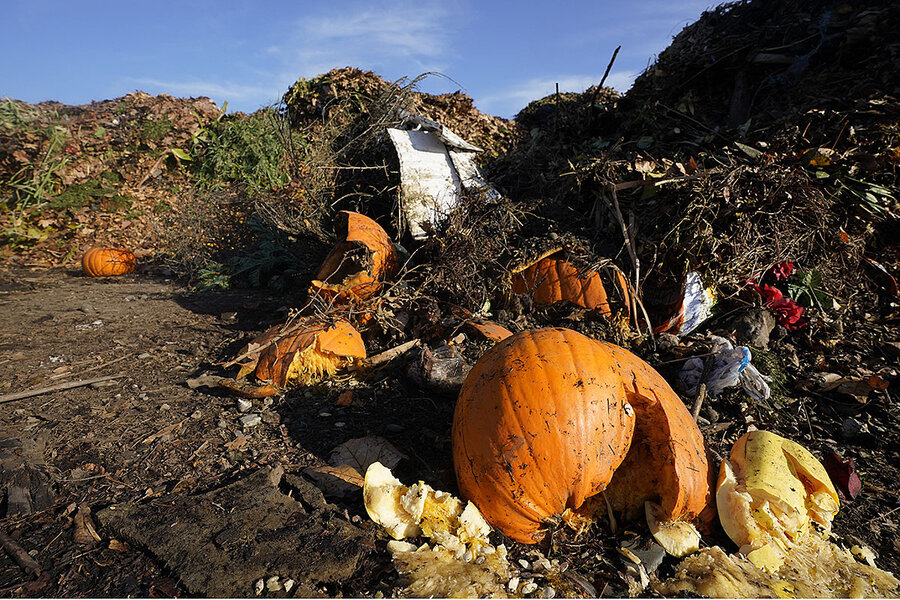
{"left": 191, "top": 410, "right": 203, "bottom": 420}
{"left": 137, "top": 352, "right": 151, "bottom": 359}
{"left": 732, "top": 308, "right": 775, "bottom": 349}
{"left": 239, "top": 414, "right": 262, "bottom": 429}
{"left": 254, "top": 579, "right": 264, "bottom": 595}
{"left": 318, "top": 412, "right": 332, "bottom": 418}
{"left": 237, "top": 399, "right": 253, "bottom": 413}
{"left": 220, "top": 312, "right": 238, "bottom": 323}
{"left": 283, "top": 579, "right": 294, "bottom": 593}
{"left": 621, "top": 537, "right": 666, "bottom": 574}
{"left": 159, "top": 403, "right": 170, "bottom": 411}
{"left": 508, "top": 577, "right": 520, "bottom": 593}
{"left": 265, "top": 576, "right": 281, "bottom": 592}
{"left": 842, "top": 417, "right": 869, "bottom": 439}
{"left": 518, "top": 559, "right": 531, "bottom": 569}
{"left": 522, "top": 581, "right": 538, "bottom": 594}
{"left": 543, "top": 585, "right": 556, "bottom": 598}
{"left": 217, "top": 419, "right": 228, "bottom": 429}
{"left": 386, "top": 424, "right": 404, "bottom": 433}
{"left": 335, "top": 422, "right": 346, "bottom": 428}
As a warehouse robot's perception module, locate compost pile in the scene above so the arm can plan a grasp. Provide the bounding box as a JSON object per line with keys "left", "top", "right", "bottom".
{"left": 0, "top": 0, "right": 899, "bottom": 597}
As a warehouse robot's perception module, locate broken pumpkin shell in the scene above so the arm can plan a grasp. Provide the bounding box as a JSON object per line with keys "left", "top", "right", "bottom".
{"left": 510, "top": 253, "right": 630, "bottom": 318}
{"left": 598, "top": 339, "right": 716, "bottom": 538}
{"left": 363, "top": 462, "right": 493, "bottom": 558}
{"left": 462, "top": 318, "right": 513, "bottom": 342}
{"left": 452, "top": 327, "right": 637, "bottom": 544}
{"left": 309, "top": 211, "right": 399, "bottom": 302}
{"left": 716, "top": 430, "right": 840, "bottom": 573}
{"left": 82, "top": 247, "right": 136, "bottom": 277}
{"left": 561, "top": 340, "right": 714, "bottom": 556}
{"left": 237, "top": 319, "right": 366, "bottom": 387}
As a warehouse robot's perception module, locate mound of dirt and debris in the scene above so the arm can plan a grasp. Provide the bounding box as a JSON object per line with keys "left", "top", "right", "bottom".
{"left": 1, "top": 0, "right": 899, "bottom": 597}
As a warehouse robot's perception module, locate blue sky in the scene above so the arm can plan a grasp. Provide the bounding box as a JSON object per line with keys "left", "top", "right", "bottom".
{"left": 2, "top": 1, "right": 715, "bottom": 118}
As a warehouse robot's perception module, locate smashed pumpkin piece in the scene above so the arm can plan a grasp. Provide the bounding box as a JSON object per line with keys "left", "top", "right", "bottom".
{"left": 597, "top": 342, "right": 716, "bottom": 557}
{"left": 389, "top": 541, "right": 511, "bottom": 599}
{"left": 364, "top": 463, "right": 511, "bottom": 598}
{"left": 717, "top": 430, "right": 840, "bottom": 573}
{"left": 237, "top": 319, "right": 365, "bottom": 387}
{"left": 463, "top": 319, "right": 513, "bottom": 342}
{"left": 363, "top": 462, "right": 493, "bottom": 557}
{"left": 510, "top": 251, "right": 630, "bottom": 318}
{"left": 309, "top": 211, "right": 399, "bottom": 302}
{"left": 655, "top": 543, "right": 899, "bottom": 598}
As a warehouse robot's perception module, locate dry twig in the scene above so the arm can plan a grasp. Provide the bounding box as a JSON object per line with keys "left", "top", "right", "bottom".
{"left": 0, "top": 531, "right": 41, "bottom": 576}
{"left": 0, "top": 374, "right": 126, "bottom": 404}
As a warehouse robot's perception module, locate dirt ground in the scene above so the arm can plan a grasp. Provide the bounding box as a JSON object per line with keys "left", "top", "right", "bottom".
{"left": 0, "top": 264, "right": 898, "bottom": 598}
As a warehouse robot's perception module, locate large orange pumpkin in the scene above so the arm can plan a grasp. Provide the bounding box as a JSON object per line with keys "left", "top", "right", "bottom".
{"left": 510, "top": 253, "right": 630, "bottom": 318}
{"left": 452, "top": 327, "right": 636, "bottom": 543}
{"left": 309, "top": 211, "right": 399, "bottom": 302}
{"left": 82, "top": 247, "right": 136, "bottom": 277}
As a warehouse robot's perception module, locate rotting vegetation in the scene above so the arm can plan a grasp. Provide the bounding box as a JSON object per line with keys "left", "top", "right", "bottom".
{"left": 1, "top": 0, "right": 899, "bottom": 596}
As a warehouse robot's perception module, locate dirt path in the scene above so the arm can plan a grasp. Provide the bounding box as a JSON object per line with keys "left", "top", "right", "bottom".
{"left": 0, "top": 267, "right": 365, "bottom": 596}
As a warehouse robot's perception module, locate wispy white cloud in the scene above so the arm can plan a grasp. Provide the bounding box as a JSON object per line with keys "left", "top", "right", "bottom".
{"left": 129, "top": 77, "right": 280, "bottom": 106}
{"left": 476, "top": 71, "right": 637, "bottom": 118}
{"left": 273, "top": 2, "right": 456, "bottom": 82}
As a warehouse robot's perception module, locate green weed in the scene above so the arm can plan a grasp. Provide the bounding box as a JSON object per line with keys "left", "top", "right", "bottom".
{"left": 141, "top": 118, "right": 173, "bottom": 141}
{"left": 192, "top": 107, "right": 291, "bottom": 193}
{"left": 194, "top": 261, "right": 232, "bottom": 291}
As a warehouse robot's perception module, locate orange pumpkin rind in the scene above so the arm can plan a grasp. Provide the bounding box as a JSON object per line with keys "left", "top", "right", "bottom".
{"left": 310, "top": 211, "right": 399, "bottom": 302}
{"left": 510, "top": 253, "right": 630, "bottom": 318}
{"left": 236, "top": 319, "right": 366, "bottom": 387}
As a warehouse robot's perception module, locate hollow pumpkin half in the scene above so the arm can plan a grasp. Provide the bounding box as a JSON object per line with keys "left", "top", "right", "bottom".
{"left": 717, "top": 430, "right": 840, "bottom": 572}
{"left": 595, "top": 341, "right": 714, "bottom": 556}
{"left": 237, "top": 319, "right": 366, "bottom": 387}
{"left": 452, "top": 327, "right": 636, "bottom": 544}
{"left": 310, "top": 211, "right": 399, "bottom": 302}
{"left": 510, "top": 251, "right": 630, "bottom": 318}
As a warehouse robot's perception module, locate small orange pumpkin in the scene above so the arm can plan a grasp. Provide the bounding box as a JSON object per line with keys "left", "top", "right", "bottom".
{"left": 82, "top": 247, "right": 136, "bottom": 277}
{"left": 452, "top": 327, "right": 636, "bottom": 543}
{"left": 309, "top": 211, "right": 399, "bottom": 302}
{"left": 510, "top": 252, "right": 630, "bottom": 318}
{"left": 236, "top": 319, "right": 366, "bottom": 387}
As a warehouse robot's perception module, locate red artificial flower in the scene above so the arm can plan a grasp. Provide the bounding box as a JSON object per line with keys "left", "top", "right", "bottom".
{"left": 769, "top": 296, "right": 806, "bottom": 330}
{"left": 746, "top": 280, "right": 807, "bottom": 330}
{"left": 770, "top": 261, "right": 794, "bottom": 281}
